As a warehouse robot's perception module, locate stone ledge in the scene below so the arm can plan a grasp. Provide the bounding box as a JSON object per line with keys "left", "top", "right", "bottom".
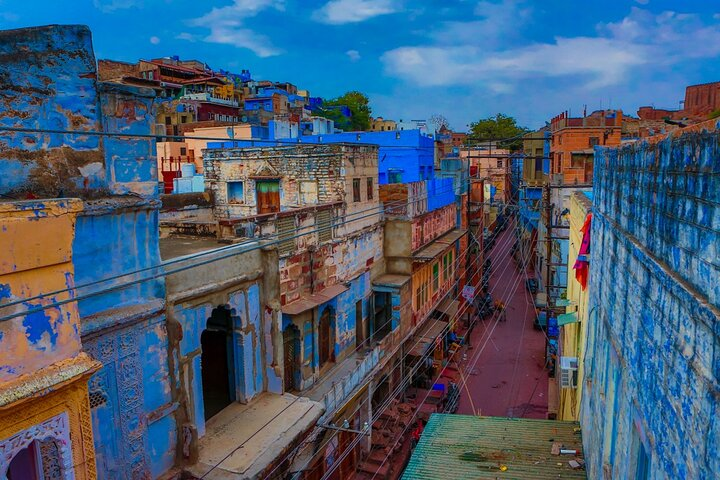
{"left": 0, "top": 353, "right": 100, "bottom": 409}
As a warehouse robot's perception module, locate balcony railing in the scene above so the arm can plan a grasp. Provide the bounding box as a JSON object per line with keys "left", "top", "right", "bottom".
{"left": 181, "top": 92, "right": 239, "bottom": 107}
{"left": 217, "top": 202, "right": 341, "bottom": 254}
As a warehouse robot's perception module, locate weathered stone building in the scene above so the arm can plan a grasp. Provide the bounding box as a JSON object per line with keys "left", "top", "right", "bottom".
{"left": 196, "top": 143, "right": 387, "bottom": 476}
{"left": 0, "top": 25, "right": 175, "bottom": 479}
{"left": 581, "top": 125, "right": 720, "bottom": 479}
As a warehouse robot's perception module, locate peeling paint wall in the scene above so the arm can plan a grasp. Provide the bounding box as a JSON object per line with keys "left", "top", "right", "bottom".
{"left": 279, "top": 227, "right": 383, "bottom": 306}
{"left": 204, "top": 144, "right": 379, "bottom": 223}
{"left": 0, "top": 25, "right": 158, "bottom": 199}
{"left": 581, "top": 130, "right": 720, "bottom": 479}
{"left": 0, "top": 24, "right": 175, "bottom": 480}
{"left": 0, "top": 199, "right": 83, "bottom": 381}
{"left": 165, "top": 245, "right": 281, "bottom": 448}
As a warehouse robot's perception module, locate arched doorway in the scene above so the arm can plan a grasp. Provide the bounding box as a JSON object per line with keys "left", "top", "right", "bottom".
{"left": 319, "top": 308, "right": 335, "bottom": 367}
{"left": 283, "top": 325, "right": 300, "bottom": 392}
{"left": 201, "top": 306, "right": 235, "bottom": 421}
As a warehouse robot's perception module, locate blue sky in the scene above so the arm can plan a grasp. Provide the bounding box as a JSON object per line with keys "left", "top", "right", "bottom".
{"left": 2, "top": 0, "right": 720, "bottom": 130}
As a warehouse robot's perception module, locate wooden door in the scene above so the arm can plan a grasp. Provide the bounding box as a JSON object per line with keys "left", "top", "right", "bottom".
{"left": 256, "top": 180, "right": 280, "bottom": 214}
{"left": 283, "top": 327, "right": 297, "bottom": 391}
{"left": 337, "top": 430, "right": 356, "bottom": 479}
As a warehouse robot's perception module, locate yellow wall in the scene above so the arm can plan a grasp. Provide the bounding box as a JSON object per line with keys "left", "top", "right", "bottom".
{"left": 0, "top": 200, "right": 83, "bottom": 381}
{"left": 0, "top": 199, "right": 100, "bottom": 479}
{"left": 558, "top": 192, "right": 592, "bottom": 421}
{"left": 411, "top": 247, "right": 455, "bottom": 320}
{"left": 0, "top": 377, "right": 98, "bottom": 479}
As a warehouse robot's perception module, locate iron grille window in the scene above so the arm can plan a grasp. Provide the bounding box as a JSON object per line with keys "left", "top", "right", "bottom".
{"left": 89, "top": 390, "right": 107, "bottom": 409}
{"left": 277, "top": 216, "right": 296, "bottom": 255}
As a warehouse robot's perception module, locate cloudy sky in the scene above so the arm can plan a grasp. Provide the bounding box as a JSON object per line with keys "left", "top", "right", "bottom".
{"left": 2, "top": 0, "right": 719, "bottom": 130}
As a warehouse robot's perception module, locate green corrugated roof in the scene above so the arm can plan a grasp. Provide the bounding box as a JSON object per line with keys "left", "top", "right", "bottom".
{"left": 402, "top": 414, "right": 586, "bottom": 480}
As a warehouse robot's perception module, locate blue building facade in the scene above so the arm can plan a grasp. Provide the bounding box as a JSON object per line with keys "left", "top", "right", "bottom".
{"left": 0, "top": 25, "right": 176, "bottom": 479}
{"left": 581, "top": 127, "right": 720, "bottom": 479}
{"left": 209, "top": 129, "right": 436, "bottom": 185}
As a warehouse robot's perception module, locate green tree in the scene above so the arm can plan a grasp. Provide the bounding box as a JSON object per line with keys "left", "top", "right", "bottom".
{"left": 316, "top": 91, "right": 372, "bottom": 131}
{"left": 468, "top": 113, "right": 529, "bottom": 150}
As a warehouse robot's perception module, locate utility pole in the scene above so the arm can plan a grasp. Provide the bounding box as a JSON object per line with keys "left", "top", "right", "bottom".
{"left": 543, "top": 182, "right": 558, "bottom": 377}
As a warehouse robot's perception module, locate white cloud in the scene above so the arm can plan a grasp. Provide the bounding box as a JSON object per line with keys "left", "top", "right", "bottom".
{"left": 176, "top": 32, "right": 198, "bottom": 42}
{"left": 313, "top": 0, "right": 399, "bottom": 25}
{"left": 93, "top": 0, "right": 139, "bottom": 13}
{"left": 346, "top": 49, "right": 361, "bottom": 61}
{"left": 382, "top": 8, "right": 720, "bottom": 91}
{"left": 190, "top": 0, "right": 285, "bottom": 57}
{"left": 150, "top": 36, "right": 160, "bottom": 44}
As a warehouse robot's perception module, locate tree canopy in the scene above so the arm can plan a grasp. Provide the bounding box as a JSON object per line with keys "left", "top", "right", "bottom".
{"left": 468, "top": 113, "right": 529, "bottom": 150}
{"left": 315, "top": 91, "right": 372, "bottom": 131}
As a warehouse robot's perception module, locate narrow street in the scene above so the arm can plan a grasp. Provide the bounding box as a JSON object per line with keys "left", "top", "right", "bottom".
{"left": 456, "top": 223, "right": 549, "bottom": 418}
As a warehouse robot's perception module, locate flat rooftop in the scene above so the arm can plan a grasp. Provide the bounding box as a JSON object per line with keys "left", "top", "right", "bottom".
{"left": 403, "top": 414, "right": 586, "bottom": 480}
{"left": 187, "top": 393, "right": 324, "bottom": 479}
{"left": 159, "top": 236, "right": 226, "bottom": 260}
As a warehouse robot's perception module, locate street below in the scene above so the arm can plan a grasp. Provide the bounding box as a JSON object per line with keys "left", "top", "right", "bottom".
{"left": 456, "top": 224, "right": 549, "bottom": 418}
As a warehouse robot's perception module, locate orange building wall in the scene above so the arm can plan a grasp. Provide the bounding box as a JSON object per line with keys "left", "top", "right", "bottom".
{"left": 550, "top": 111, "right": 623, "bottom": 184}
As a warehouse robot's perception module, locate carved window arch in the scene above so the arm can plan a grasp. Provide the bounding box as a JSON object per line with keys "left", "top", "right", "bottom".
{"left": 0, "top": 412, "right": 74, "bottom": 480}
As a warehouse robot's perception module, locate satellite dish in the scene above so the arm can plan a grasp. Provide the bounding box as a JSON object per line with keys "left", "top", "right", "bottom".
{"left": 241, "top": 116, "right": 248, "bottom": 122}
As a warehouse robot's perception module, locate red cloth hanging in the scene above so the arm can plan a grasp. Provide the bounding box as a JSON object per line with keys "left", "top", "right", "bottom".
{"left": 573, "top": 213, "right": 592, "bottom": 290}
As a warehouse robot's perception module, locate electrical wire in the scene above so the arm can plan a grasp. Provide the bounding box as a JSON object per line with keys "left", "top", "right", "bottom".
{"left": 0, "top": 179, "right": 463, "bottom": 312}
{"left": 323, "top": 203, "right": 546, "bottom": 478}
{"left": 200, "top": 210, "right": 500, "bottom": 478}
{"left": 0, "top": 180, "right": 479, "bottom": 322}
{"left": 260, "top": 224, "right": 517, "bottom": 479}
{"left": 281, "top": 222, "right": 521, "bottom": 479}
{"left": 361, "top": 219, "right": 537, "bottom": 480}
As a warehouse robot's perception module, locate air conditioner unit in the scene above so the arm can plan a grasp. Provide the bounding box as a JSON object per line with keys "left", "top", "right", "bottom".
{"left": 560, "top": 356, "right": 578, "bottom": 389}
{"left": 552, "top": 173, "right": 564, "bottom": 184}
{"left": 235, "top": 222, "right": 255, "bottom": 238}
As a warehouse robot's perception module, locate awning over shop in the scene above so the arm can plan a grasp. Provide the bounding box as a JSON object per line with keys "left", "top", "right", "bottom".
{"left": 408, "top": 319, "right": 448, "bottom": 357}
{"left": 558, "top": 312, "right": 579, "bottom": 326}
{"left": 435, "top": 297, "right": 459, "bottom": 319}
{"left": 413, "top": 229, "right": 467, "bottom": 262}
{"left": 373, "top": 274, "right": 411, "bottom": 289}
{"left": 281, "top": 284, "right": 348, "bottom": 315}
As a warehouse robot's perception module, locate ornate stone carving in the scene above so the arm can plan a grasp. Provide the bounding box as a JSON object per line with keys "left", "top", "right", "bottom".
{"left": 0, "top": 413, "right": 74, "bottom": 480}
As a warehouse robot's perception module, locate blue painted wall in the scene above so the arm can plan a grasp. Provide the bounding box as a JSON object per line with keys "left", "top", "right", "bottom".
{"left": 172, "top": 282, "right": 272, "bottom": 437}
{"left": 427, "top": 178, "right": 456, "bottom": 212}
{"left": 519, "top": 187, "right": 542, "bottom": 230}
{"left": 581, "top": 128, "right": 720, "bottom": 479}
{"left": 0, "top": 25, "right": 175, "bottom": 479}
{"left": 208, "top": 129, "right": 435, "bottom": 184}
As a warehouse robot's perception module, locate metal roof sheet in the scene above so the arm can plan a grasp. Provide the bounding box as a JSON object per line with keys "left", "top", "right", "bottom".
{"left": 281, "top": 284, "right": 348, "bottom": 315}
{"left": 408, "top": 319, "right": 448, "bottom": 357}
{"left": 402, "top": 414, "right": 586, "bottom": 480}
{"left": 413, "top": 229, "right": 467, "bottom": 261}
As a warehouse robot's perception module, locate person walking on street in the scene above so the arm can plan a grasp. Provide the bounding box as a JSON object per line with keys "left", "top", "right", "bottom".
{"left": 495, "top": 300, "right": 507, "bottom": 322}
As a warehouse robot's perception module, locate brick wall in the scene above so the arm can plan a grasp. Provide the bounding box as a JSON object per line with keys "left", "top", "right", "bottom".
{"left": 411, "top": 203, "right": 456, "bottom": 251}
{"left": 581, "top": 129, "right": 720, "bottom": 479}
{"left": 97, "top": 59, "right": 138, "bottom": 81}
{"left": 684, "top": 81, "right": 720, "bottom": 117}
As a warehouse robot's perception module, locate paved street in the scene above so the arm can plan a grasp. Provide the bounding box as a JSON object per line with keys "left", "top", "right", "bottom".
{"left": 456, "top": 224, "right": 549, "bottom": 418}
